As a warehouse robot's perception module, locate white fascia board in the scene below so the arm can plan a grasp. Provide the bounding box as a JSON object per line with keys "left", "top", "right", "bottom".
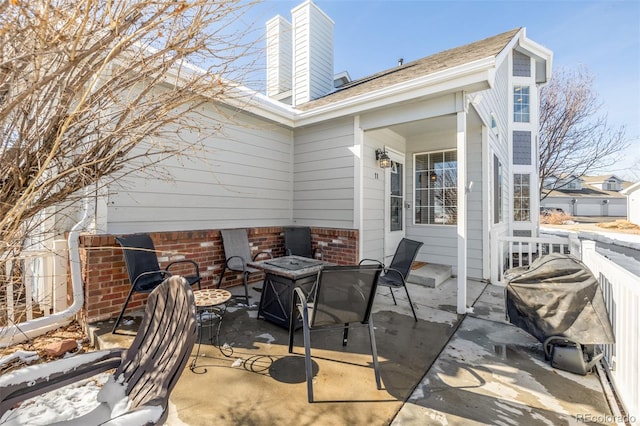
{"left": 518, "top": 29, "right": 553, "bottom": 82}
{"left": 221, "top": 84, "right": 297, "bottom": 127}
{"left": 294, "top": 57, "right": 496, "bottom": 127}
{"left": 495, "top": 29, "right": 522, "bottom": 69}
{"left": 156, "top": 54, "right": 297, "bottom": 127}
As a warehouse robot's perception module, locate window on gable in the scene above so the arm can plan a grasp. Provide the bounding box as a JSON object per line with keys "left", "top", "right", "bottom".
{"left": 513, "top": 86, "right": 530, "bottom": 122}
{"left": 513, "top": 51, "right": 531, "bottom": 77}
{"left": 566, "top": 181, "right": 579, "bottom": 190}
{"left": 414, "top": 150, "right": 457, "bottom": 225}
{"left": 514, "top": 173, "right": 530, "bottom": 222}
{"left": 605, "top": 179, "right": 619, "bottom": 191}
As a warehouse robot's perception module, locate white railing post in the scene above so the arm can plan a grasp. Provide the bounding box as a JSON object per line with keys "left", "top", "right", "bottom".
{"left": 581, "top": 238, "right": 639, "bottom": 423}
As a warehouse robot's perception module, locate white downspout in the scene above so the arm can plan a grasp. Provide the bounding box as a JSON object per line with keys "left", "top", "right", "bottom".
{"left": 0, "top": 193, "right": 94, "bottom": 347}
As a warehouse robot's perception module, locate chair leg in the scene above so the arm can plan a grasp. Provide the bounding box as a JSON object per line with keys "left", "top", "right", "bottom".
{"left": 216, "top": 265, "right": 227, "bottom": 289}
{"left": 368, "top": 318, "right": 382, "bottom": 390}
{"left": 112, "top": 286, "right": 136, "bottom": 334}
{"left": 288, "top": 294, "right": 297, "bottom": 353}
{"left": 389, "top": 287, "right": 398, "bottom": 305}
{"left": 303, "top": 323, "right": 314, "bottom": 402}
{"left": 342, "top": 323, "right": 349, "bottom": 346}
{"left": 242, "top": 272, "right": 251, "bottom": 305}
{"left": 403, "top": 284, "right": 418, "bottom": 322}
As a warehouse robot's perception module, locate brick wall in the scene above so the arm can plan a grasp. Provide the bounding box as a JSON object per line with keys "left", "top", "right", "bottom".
{"left": 78, "top": 227, "right": 358, "bottom": 323}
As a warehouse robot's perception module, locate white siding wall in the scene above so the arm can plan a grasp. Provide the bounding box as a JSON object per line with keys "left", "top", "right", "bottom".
{"left": 474, "top": 53, "right": 515, "bottom": 282}
{"left": 292, "top": 117, "right": 356, "bottom": 228}
{"left": 465, "top": 110, "right": 485, "bottom": 279}
{"left": 362, "top": 128, "right": 406, "bottom": 261}
{"left": 106, "top": 103, "right": 293, "bottom": 234}
{"left": 628, "top": 188, "right": 640, "bottom": 225}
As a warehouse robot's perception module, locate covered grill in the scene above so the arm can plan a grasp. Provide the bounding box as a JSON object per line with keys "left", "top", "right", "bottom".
{"left": 505, "top": 253, "right": 614, "bottom": 345}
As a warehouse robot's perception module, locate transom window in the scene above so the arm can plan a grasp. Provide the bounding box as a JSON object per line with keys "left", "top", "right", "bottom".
{"left": 414, "top": 150, "right": 457, "bottom": 225}
{"left": 513, "top": 86, "right": 530, "bottom": 122}
{"left": 513, "top": 173, "right": 530, "bottom": 222}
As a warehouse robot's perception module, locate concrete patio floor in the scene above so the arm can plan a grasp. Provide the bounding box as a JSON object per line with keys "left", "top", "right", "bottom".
{"left": 92, "top": 278, "right": 616, "bottom": 425}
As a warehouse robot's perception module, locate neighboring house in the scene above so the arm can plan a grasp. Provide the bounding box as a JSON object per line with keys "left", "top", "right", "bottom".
{"left": 52, "top": 0, "right": 552, "bottom": 315}
{"left": 541, "top": 174, "right": 631, "bottom": 217}
{"left": 621, "top": 182, "right": 640, "bottom": 225}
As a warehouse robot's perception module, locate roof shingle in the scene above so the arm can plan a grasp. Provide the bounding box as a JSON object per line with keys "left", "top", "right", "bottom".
{"left": 296, "top": 28, "right": 521, "bottom": 111}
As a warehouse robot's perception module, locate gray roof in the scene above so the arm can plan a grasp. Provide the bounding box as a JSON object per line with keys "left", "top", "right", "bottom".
{"left": 297, "top": 28, "right": 521, "bottom": 111}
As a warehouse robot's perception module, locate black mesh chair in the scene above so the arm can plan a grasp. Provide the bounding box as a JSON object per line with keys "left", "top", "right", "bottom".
{"left": 113, "top": 233, "right": 201, "bottom": 334}
{"left": 217, "top": 229, "right": 272, "bottom": 304}
{"left": 360, "top": 238, "right": 424, "bottom": 322}
{"left": 288, "top": 264, "right": 383, "bottom": 402}
{"left": 284, "top": 226, "right": 322, "bottom": 259}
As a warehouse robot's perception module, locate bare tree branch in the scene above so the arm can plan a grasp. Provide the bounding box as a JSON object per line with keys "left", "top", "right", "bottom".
{"left": 539, "top": 66, "right": 628, "bottom": 200}
{"left": 0, "top": 0, "right": 261, "bottom": 321}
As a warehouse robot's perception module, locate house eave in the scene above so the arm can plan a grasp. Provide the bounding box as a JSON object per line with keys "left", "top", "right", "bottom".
{"left": 517, "top": 28, "right": 553, "bottom": 84}
{"left": 293, "top": 56, "right": 497, "bottom": 127}
{"left": 222, "top": 85, "right": 297, "bottom": 127}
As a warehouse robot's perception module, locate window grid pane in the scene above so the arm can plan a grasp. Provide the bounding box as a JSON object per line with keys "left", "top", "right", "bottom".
{"left": 513, "top": 173, "right": 530, "bottom": 222}
{"left": 415, "top": 150, "right": 457, "bottom": 225}
{"left": 513, "top": 86, "right": 530, "bottom": 123}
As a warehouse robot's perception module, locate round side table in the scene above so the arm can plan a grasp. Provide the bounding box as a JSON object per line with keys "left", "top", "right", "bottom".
{"left": 190, "top": 288, "right": 232, "bottom": 373}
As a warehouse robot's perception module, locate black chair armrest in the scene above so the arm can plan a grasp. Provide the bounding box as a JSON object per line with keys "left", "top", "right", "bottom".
{"left": 131, "top": 270, "right": 171, "bottom": 289}
{"left": 253, "top": 250, "right": 273, "bottom": 261}
{"left": 359, "top": 259, "right": 385, "bottom": 268}
{"left": 381, "top": 267, "right": 406, "bottom": 285}
{"left": 166, "top": 259, "right": 200, "bottom": 276}
{"left": 225, "top": 255, "right": 247, "bottom": 272}
{"left": 0, "top": 349, "right": 124, "bottom": 416}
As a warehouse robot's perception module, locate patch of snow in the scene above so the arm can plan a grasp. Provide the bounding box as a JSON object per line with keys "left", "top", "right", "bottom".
{"left": 121, "top": 319, "right": 135, "bottom": 326}
{"left": 0, "top": 373, "right": 109, "bottom": 425}
{"left": 0, "top": 350, "right": 39, "bottom": 369}
{"left": 255, "top": 333, "right": 275, "bottom": 344}
{"left": 0, "top": 350, "right": 114, "bottom": 387}
{"left": 231, "top": 358, "right": 243, "bottom": 368}
{"left": 97, "top": 374, "right": 129, "bottom": 416}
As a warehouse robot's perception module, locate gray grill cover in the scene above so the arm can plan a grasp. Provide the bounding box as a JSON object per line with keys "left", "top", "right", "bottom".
{"left": 505, "top": 253, "right": 615, "bottom": 345}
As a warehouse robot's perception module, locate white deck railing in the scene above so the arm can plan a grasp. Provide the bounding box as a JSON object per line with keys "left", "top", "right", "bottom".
{"left": 495, "top": 235, "right": 571, "bottom": 285}
{"left": 1, "top": 240, "right": 68, "bottom": 334}
{"left": 580, "top": 240, "right": 639, "bottom": 422}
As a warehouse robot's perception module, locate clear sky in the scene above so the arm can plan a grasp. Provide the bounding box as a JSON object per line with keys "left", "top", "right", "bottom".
{"left": 240, "top": 0, "right": 640, "bottom": 179}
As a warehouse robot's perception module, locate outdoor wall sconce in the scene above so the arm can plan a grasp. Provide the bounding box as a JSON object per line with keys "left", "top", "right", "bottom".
{"left": 430, "top": 171, "right": 438, "bottom": 181}
{"left": 375, "top": 148, "right": 391, "bottom": 168}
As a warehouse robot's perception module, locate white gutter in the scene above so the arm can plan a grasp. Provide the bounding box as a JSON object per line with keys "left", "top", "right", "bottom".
{"left": 0, "top": 193, "right": 94, "bottom": 348}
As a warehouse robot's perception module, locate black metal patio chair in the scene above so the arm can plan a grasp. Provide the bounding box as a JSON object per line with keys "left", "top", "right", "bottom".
{"left": 1, "top": 276, "right": 198, "bottom": 425}
{"left": 360, "top": 238, "right": 424, "bottom": 321}
{"left": 113, "top": 233, "right": 201, "bottom": 334}
{"left": 217, "top": 228, "right": 272, "bottom": 304}
{"left": 283, "top": 226, "right": 323, "bottom": 259}
{"left": 288, "top": 264, "right": 383, "bottom": 402}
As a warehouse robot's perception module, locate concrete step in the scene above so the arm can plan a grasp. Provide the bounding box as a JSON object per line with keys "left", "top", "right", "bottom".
{"left": 408, "top": 263, "right": 452, "bottom": 288}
